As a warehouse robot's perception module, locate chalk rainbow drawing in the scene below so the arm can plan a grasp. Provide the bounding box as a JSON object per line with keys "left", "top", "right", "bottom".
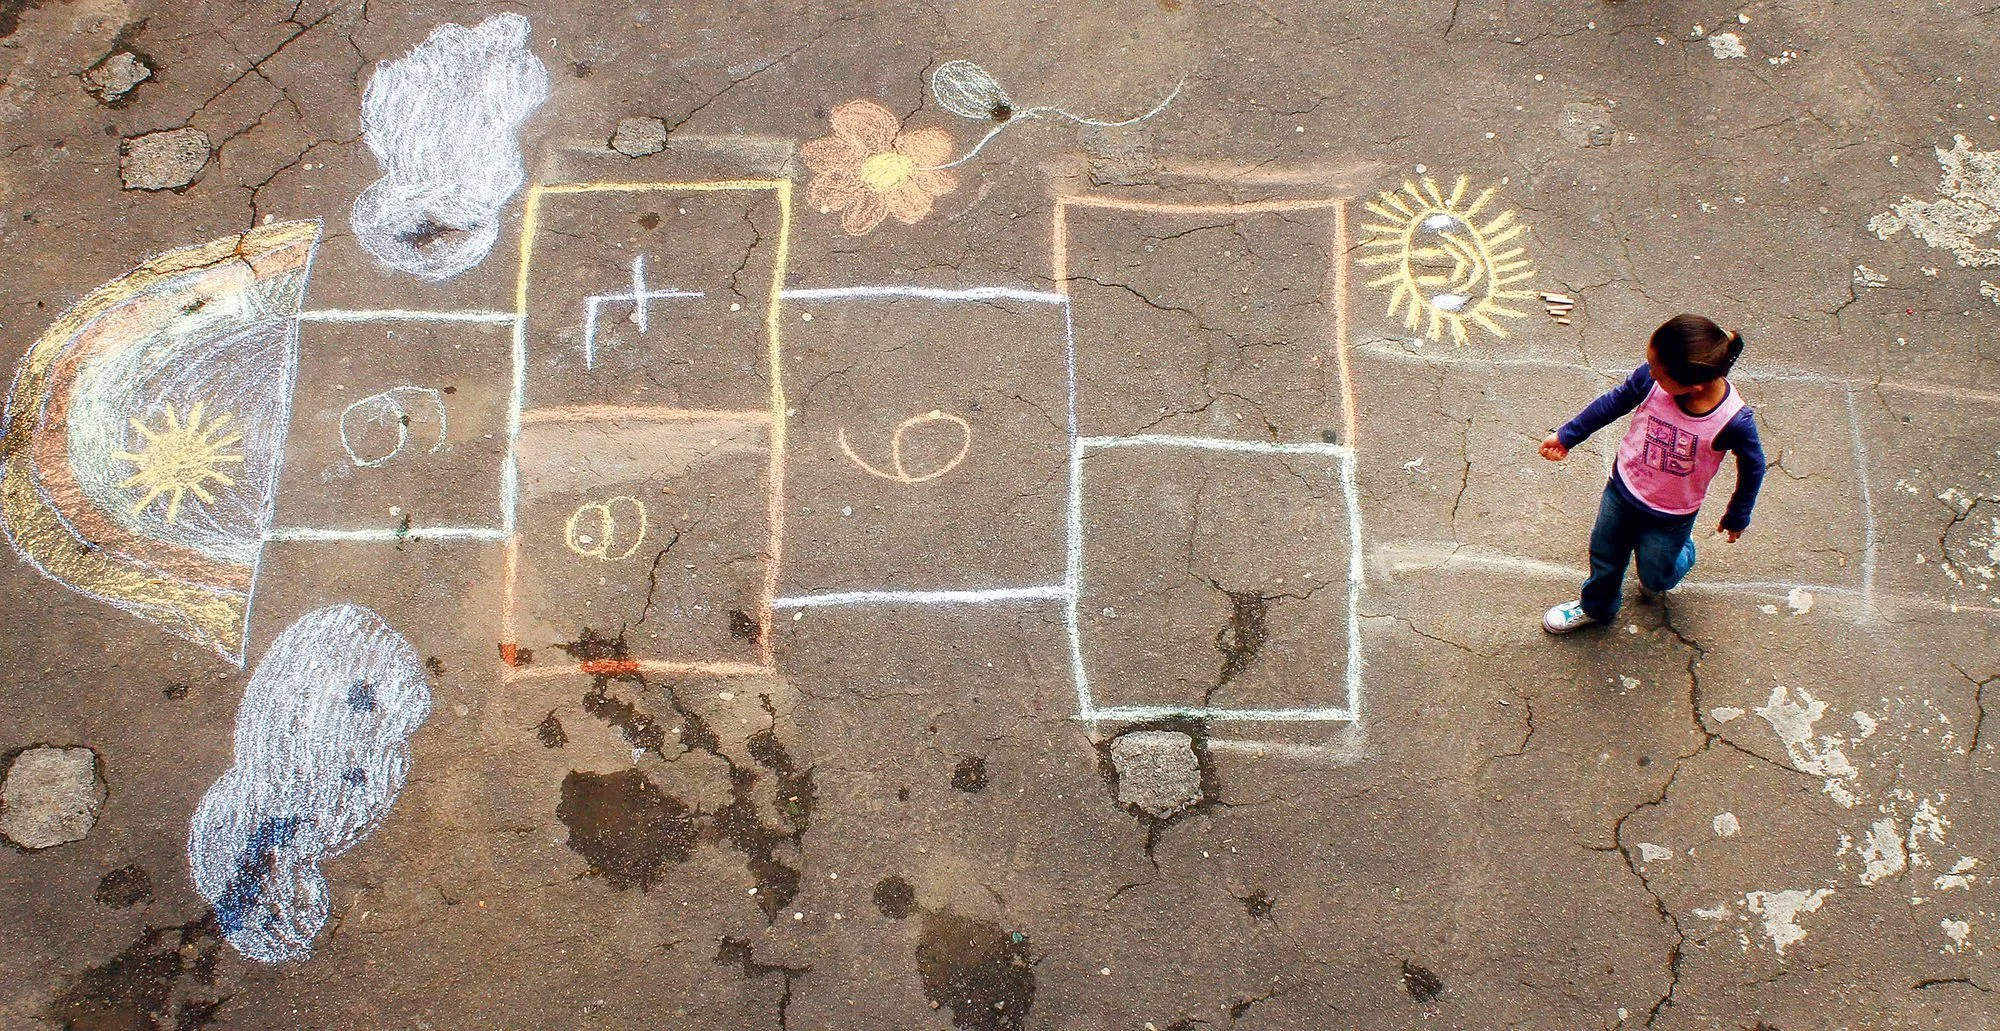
{"left": 835, "top": 410, "right": 972, "bottom": 483}
{"left": 0, "top": 220, "right": 319, "bottom": 664}
{"left": 188, "top": 603, "right": 431, "bottom": 964}
{"left": 1358, "top": 175, "right": 1533, "bottom": 344}
{"left": 351, "top": 13, "right": 550, "bottom": 280}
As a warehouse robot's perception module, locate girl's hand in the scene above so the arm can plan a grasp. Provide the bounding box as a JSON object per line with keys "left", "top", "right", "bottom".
{"left": 1539, "top": 433, "right": 1569, "bottom": 461}
{"left": 1718, "top": 522, "right": 1743, "bottom": 544}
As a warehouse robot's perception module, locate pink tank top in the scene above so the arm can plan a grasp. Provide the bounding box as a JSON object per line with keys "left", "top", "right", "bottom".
{"left": 1614, "top": 381, "right": 1745, "bottom": 515}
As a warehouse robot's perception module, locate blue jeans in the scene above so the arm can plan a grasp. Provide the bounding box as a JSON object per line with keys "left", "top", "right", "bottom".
{"left": 1580, "top": 482, "right": 1697, "bottom": 621}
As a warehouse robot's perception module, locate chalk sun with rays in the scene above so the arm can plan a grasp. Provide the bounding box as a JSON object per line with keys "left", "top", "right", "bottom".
{"left": 114, "top": 401, "right": 244, "bottom": 524}
{"left": 1358, "top": 175, "right": 1534, "bottom": 344}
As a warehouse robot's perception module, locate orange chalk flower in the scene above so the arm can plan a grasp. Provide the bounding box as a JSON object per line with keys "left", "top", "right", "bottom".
{"left": 802, "top": 100, "right": 957, "bottom": 235}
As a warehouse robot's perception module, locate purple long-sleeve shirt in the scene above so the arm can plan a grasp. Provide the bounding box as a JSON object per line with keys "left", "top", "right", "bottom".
{"left": 1556, "top": 365, "right": 1767, "bottom": 532}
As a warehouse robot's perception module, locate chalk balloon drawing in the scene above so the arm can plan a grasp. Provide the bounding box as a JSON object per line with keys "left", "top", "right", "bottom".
{"left": 924, "top": 59, "right": 1183, "bottom": 170}
{"left": 188, "top": 604, "right": 432, "bottom": 964}
{"left": 351, "top": 13, "right": 550, "bottom": 279}
{"left": 0, "top": 220, "right": 319, "bottom": 664}
{"left": 1359, "top": 175, "right": 1534, "bottom": 344}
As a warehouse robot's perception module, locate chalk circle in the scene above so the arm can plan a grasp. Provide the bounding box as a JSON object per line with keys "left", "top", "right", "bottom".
{"left": 836, "top": 410, "right": 972, "bottom": 484}
{"left": 339, "top": 387, "right": 447, "bottom": 468}
{"left": 564, "top": 495, "right": 648, "bottom": 560}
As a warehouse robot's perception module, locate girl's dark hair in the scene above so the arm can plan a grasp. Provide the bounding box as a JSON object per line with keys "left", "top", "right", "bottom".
{"left": 1650, "top": 314, "right": 1744, "bottom": 384}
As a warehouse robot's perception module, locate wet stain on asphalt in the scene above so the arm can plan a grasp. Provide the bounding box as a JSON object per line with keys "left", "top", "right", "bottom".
{"left": 46, "top": 915, "right": 229, "bottom": 1028}
{"left": 715, "top": 937, "right": 809, "bottom": 1030}
{"left": 716, "top": 717, "right": 815, "bottom": 920}
{"left": 583, "top": 682, "right": 668, "bottom": 758}
{"left": 1402, "top": 959, "right": 1446, "bottom": 1003}
{"left": 556, "top": 769, "right": 697, "bottom": 891}
{"left": 950, "top": 756, "right": 989, "bottom": 793}
{"left": 560, "top": 628, "right": 816, "bottom": 920}
{"left": 94, "top": 864, "right": 153, "bottom": 908}
{"left": 1214, "top": 590, "right": 1269, "bottom": 688}
{"left": 535, "top": 710, "right": 567, "bottom": 748}
{"left": 916, "top": 910, "right": 1035, "bottom": 1031}
{"left": 873, "top": 875, "right": 917, "bottom": 919}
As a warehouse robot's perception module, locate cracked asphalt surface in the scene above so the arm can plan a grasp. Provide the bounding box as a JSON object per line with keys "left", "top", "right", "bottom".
{"left": 4, "top": 1, "right": 2000, "bottom": 1028}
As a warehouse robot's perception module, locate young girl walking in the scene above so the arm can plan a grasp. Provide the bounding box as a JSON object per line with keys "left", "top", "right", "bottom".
{"left": 1540, "top": 314, "right": 1768, "bottom": 632}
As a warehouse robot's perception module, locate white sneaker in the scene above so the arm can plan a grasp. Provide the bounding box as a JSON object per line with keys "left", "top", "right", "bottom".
{"left": 1543, "top": 601, "right": 1598, "bottom": 634}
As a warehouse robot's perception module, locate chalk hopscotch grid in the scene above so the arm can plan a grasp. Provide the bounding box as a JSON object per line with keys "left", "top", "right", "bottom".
{"left": 768, "top": 197, "right": 1363, "bottom": 723}
{"left": 499, "top": 179, "right": 793, "bottom": 681}
{"left": 274, "top": 185, "right": 1371, "bottom": 714}
{"left": 1057, "top": 195, "right": 1362, "bottom": 724}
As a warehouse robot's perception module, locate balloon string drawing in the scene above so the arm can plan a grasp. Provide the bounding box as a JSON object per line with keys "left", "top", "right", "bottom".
{"left": 925, "top": 59, "right": 1186, "bottom": 170}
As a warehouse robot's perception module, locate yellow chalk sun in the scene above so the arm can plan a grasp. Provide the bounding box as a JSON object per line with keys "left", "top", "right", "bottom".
{"left": 1359, "top": 175, "right": 1534, "bottom": 344}
{"left": 114, "top": 401, "right": 244, "bottom": 524}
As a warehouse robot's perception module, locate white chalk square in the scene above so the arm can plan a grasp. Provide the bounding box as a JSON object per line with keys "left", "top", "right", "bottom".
{"left": 270, "top": 318, "right": 512, "bottom": 538}
{"left": 517, "top": 185, "right": 785, "bottom": 415}
{"left": 774, "top": 290, "right": 1072, "bottom": 602}
{"left": 1059, "top": 198, "right": 1351, "bottom": 444}
{"left": 1068, "top": 435, "right": 1362, "bottom": 723}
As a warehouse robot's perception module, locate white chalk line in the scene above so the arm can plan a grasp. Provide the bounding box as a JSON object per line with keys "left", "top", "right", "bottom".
{"left": 296, "top": 309, "right": 520, "bottom": 324}
{"left": 779, "top": 285, "right": 1069, "bottom": 305}
{"left": 1350, "top": 339, "right": 2000, "bottom": 404}
{"left": 771, "top": 584, "right": 1069, "bottom": 609}
{"left": 1061, "top": 301, "right": 1093, "bottom": 717}
{"left": 1371, "top": 541, "right": 1987, "bottom": 619}
{"left": 1081, "top": 704, "right": 1356, "bottom": 723}
{"left": 264, "top": 525, "right": 508, "bottom": 543}
{"left": 1842, "top": 386, "right": 1879, "bottom": 616}
{"left": 1080, "top": 434, "right": 1355, "bottom": 458}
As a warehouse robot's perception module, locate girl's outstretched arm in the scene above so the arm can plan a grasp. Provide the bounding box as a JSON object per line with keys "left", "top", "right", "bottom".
{"left": 1555, "top": 365, "right": 1653, "bottom": 449}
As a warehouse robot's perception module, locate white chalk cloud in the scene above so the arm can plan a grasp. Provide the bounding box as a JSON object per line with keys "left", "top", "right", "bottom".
{"left": 187, "top": 604, "right": 431, "bottom": 963}
{"left": 351, "top": 14, "right": 549, "bottom": 280}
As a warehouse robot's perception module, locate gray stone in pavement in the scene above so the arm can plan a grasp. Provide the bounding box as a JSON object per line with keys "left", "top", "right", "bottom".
{"left": 610, "top": 117, "right": 668, "bottom": 157}
{"left": 2, "top": 746, "right": 105, "bottom": 849}
{"left": 83, "top": 52, "right": 153, "bottom": 104}
{"left": 119, "top": 128, "right": 210, "bottom": 191}
{"left": 1110, "top": 731, "right": 1202, "bottom": 819}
